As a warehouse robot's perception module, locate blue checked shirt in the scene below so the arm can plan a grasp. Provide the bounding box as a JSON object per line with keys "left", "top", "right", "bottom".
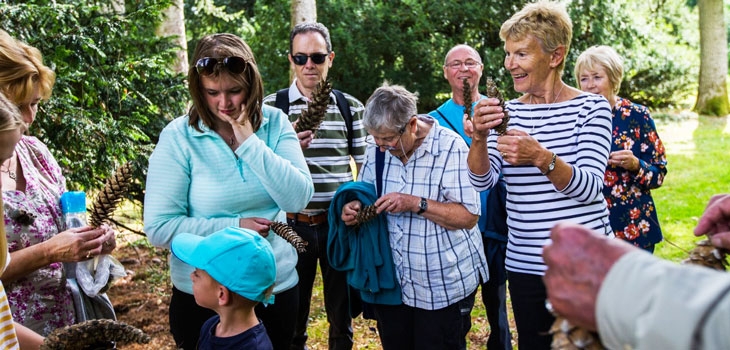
{"left": 359, "top": 115, "right": 489, "bottom": 310}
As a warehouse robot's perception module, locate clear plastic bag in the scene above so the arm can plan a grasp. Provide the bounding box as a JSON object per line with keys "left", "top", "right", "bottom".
{"left": 76, "top": 254, "right": 126, "bottom": 297}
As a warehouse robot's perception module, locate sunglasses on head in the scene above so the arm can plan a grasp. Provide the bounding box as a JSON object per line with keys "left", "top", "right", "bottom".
{"left": 195, "top": 56, "right": 248, "bottom": 75}
{"left": 291, "top": 53, "right": 329, "bottom": 66}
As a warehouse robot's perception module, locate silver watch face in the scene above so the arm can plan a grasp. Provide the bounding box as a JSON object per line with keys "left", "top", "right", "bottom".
{"left": 420, "top": 198, "right": 427, "bottom": 210}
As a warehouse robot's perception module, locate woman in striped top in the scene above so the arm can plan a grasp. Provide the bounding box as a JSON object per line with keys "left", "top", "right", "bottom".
{"left": 467, "top": 1, "right": 612, "bottom": 349}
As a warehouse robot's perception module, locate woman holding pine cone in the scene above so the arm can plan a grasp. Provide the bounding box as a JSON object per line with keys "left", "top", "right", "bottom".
{"left": 0, "top": 30, "right": 116, "bottom": 336}
{"left": 143, "top": 33, "right": 314, "bottom": 350}
{"left": 339, "top": 84, "right": 488, "bottom": 349}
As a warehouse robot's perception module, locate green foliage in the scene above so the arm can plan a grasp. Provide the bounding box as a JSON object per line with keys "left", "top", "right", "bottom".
{"left": 0, "top": 1, "right": 188, "bottom": 199}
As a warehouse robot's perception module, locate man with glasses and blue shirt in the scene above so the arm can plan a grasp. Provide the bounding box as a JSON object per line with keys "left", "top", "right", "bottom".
{"left": 263, "top": 22, "right": 367, "bottom": 350}
{"left": 429, "top": 44, "right": 512, "bottom": 350}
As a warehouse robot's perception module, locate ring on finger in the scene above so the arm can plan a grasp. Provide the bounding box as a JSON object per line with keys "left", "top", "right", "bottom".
{"left": 545, "top": 299, "right": 555, "bottom": 314}
{"left": 501, "top": 152, "right": 508, "bottom": 158}
{"left": 85, "top": 251, "right": 92, "bottom": 259}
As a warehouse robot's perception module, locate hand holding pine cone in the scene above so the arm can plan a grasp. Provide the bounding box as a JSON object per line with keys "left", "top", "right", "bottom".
{"left": 294, "top": 77, "right": 333, "bottom": 134}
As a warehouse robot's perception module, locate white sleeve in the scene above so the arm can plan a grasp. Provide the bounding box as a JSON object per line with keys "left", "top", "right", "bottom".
{"left": 597, "top": 250, "right": 730, "bottom": 350}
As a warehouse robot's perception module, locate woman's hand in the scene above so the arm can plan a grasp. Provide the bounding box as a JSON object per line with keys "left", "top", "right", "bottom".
{"left": 608, "top": 150, "right": 638, "bottom": 171}
{"left": 341, "top": 200, "right": 362, "bottom": 226}
{"left": 239, "top": 217, "right": 273, "bottom": 237}
{"left": 471, "top": 97, "right": 505, "bottom": 141}
{"left": 496, "top": 129, "right": 543, "bottom": 165}
{"left": 99, "top": 224, "right": 117, "bottom": 255}
{"left": 375, "top": 192, "right": 415, "bottom": 214}
{"left": 226, "top": 104, "right": 254, "bottom": 147}
{"left": 46, "top": 226, "right": 113, "bottom": 262}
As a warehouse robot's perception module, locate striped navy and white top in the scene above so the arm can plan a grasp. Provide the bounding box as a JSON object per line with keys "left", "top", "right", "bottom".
{"left": 469, "top": 93, "right": 613, "bottom": 275}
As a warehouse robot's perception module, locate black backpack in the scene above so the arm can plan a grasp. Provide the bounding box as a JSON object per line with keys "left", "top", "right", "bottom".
{"left": 275, "top": 88, "right": 354, "bottom": 156}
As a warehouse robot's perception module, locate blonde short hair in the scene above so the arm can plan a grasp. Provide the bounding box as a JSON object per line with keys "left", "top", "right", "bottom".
{"left": 574, "top": 45, "right": 624, "bottom": 94}
{"left": 0, "top": 30, "right": 56, "bottom": 106}
{"left": 499, "top": 0, "right": 573, "bottom": 73}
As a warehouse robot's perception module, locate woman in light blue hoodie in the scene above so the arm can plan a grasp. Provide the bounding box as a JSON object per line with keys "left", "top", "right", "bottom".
{"left": 144, "top": 33, "right": 313, "bottom": 350}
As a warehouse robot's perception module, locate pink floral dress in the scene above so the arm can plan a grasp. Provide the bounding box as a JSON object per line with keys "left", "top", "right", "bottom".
{"left": 603, "top": 98, "right": 667, "bottom": 249}
{"left": 2, "top": 136, "right": 74, "bottom": 336}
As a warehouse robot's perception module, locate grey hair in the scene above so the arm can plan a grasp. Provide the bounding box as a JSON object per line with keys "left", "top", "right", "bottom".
{"left": 363, "top": 83, "right": 418, "bottom": 133}
{"left": 290, "top": 22, "right": 332, "bottom": 53}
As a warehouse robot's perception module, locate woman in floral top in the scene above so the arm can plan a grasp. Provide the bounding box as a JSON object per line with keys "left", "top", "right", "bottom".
{"left": 0, "top": 30, "right": 116, "bottom": 335}
{"left": 575, "top": 45, "right": 668, "bottom": 252}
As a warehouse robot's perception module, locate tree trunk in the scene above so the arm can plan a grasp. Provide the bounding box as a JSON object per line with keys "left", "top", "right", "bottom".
{"left": 694, "top": 0, "right": 729, "bottom": 116}
{"left": 157, "top": 0, "right": 188, "bottom": 74}
{"left": 291, "top": 0, "right": 317, "bottom": 25}
{"left": 289, "top": 0, "right": 317, "bottom": 82}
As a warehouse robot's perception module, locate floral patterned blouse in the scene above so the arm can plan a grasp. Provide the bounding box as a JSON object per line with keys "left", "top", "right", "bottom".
{"left": 2, "top": 136, "right": 74, "bottom": 336}
{"left": 604, "top": 97, "right": 667, "bottom": 248}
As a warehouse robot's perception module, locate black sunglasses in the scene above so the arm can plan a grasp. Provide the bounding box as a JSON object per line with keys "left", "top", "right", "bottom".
{"left": 195, "top": 56, "right": 248, "bottom": 75}
{"left": 291, "top": 53, "right": 329, "bottom": 66}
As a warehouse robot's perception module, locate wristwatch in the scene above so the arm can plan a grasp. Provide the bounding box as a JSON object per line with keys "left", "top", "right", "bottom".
{"left": 417, "top": 197, "right": 428, "bottom": 215}
{"left": 543, "top": 152, "right": 557, "bottom": 175}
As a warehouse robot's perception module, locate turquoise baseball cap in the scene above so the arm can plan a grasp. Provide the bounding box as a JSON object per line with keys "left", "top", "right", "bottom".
{"left": 171, "top": 227, "right": 276, "bottom": 305}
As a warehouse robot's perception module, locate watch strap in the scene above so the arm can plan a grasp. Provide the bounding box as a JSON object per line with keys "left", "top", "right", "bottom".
{"left": 542, "top": 152, "right": 557, "bottom": 175}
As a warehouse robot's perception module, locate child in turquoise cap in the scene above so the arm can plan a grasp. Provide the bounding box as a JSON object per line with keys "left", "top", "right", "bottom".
{"left": 172, "top": 226, "right": 277, "bottom": 350}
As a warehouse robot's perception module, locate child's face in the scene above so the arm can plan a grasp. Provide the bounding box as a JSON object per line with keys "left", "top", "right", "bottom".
{"left": 190, "top": 268, "right": 220, "bottom": 309}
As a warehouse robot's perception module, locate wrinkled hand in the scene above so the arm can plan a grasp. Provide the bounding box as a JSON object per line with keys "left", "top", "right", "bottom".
{"left": 374, "top": 192, "right": 415, "bottom": 214}
{"left": 471, "top": 97, "right": 505, "bottom": 140}
{"left": 240, "top": 217, "right": 273, "bottom": 237}
{"left": 341, "top": 200, "right": 362, "bottom": 226}
{"left": 694, "top": 194, "right": 730, "bottom": 249}
{"left": 543, "top": 222, "right": 636, "bottom": 331}
{"left": 48, "top": 225, "right": 114, "bottom": 262}
{"left": 608, "top": 150, "right": 638, "bottom": 171}
{"left": 99, "top": 224, "right": 117, "bottom": 255}
{"left": 496, "top": 129, "right": 542, "bottom": 165}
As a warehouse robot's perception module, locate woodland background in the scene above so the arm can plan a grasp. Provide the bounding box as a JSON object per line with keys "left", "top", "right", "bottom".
{"left": 0, "top": 0, "right": 728, "bottom": 196}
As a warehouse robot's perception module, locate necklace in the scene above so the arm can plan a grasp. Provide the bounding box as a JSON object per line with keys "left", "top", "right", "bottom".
{"left": 529, "top": 83, "right": 565, "bottom": 134}
{"left": 228, "top": 135, "right": 236, "bottom": 146}
{"left": 1, "top": 157, "right": 16, "bottom": 181}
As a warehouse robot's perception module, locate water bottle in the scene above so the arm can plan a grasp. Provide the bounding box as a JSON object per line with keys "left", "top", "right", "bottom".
{"left": 60, "top": 191, "right": 87, "bottom": 229}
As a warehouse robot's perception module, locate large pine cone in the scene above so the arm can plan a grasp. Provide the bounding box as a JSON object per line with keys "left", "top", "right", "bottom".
{"left": 270, "top": 221, "right": 308, "bottom": 253}
{"left": 682, "top": 239, "right": 728, "bottom": 270}
{"left": 355, "top": 205, "right": 379, "bottom": 226}
{"left": 549, "top": 317, "right": 605, "bottom": 350}
{"left": 294, "top": 78, "right": 333, "bottom": 133}
{"left": 89, "top": 163, "right": 133, "bottom": 228}
{"left": 40, "top": 319, "right": 150, "bottom": 350}
{"left": 462, "top": 78, "right": 473, "bottom": 121}
{"left": 486, "top": 77, "right": 509, "bottom": 135}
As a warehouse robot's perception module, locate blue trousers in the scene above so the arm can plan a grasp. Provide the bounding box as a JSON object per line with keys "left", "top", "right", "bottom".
{"left": 288, "top": 219, "right": 353, "bottom": 350}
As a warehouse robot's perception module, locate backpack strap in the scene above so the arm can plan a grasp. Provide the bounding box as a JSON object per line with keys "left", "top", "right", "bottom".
{"left": 435, "top": 109, "right": 458, "bottom": 132}
{"left": 333, "top": 89, "right": 354, "bottom": 156}
{"left": 274, "top": 88, "right": 290, "bottom": 115}
{"left": 375, "top": 148, "right": 385, "bottom": 197}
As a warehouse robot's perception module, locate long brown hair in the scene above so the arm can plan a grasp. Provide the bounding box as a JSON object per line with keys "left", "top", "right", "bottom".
{"left": 187, "top": 33, "right": 264, "bottom": 132}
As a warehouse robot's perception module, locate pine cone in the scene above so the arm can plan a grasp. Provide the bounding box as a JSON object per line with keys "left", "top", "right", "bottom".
{"left": 463, "top": 78, "right": 473, "bottom": 121}
{"left": 549, "top": 317, "right": 605, "bottom": 350}
{"left": 270, "top": 221, "right": 307, "bottom": 253}
{"left": 89, "top": 163, "right": 134, "bottom": 228}
{"left": 355, "top": 205, "right": 379, "bottom": 226}
{"left": 682, "top": 239, "right": 728, "bottom": 270}
{"left": 486, "top": 77, "right": 509, "bottom": 135}
{"left": 294, "top": 77, "right": 333, "bottom": 133}
{"left": 40, "top": 319, "right": 150, "bottom": 350}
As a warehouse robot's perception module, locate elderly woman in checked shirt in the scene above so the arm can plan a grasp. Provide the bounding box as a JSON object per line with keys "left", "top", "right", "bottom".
{"left": 340, "top": 84, "right": 488, "bottom": 350}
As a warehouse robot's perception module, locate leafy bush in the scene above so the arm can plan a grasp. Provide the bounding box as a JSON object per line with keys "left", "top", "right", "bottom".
{"left": 0, "top": 1, "right": 188, "bottom": 200}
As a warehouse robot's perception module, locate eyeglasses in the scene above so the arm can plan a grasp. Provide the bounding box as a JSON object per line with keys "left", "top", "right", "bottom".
{"left": 195, "top": 56, "right": 248, "bottom": 75}
{"left": 366, "top": 125, "right": 406, "bottom": 151}
{"left": 291, "top": 53, "right": 329, "bottom": 66}
{"left": 445, "top": 60, "right": 482, "bottom": 70}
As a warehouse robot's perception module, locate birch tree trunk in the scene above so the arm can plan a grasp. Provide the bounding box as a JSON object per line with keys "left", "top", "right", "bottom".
{"left": 157, "top": 0, "right": 188, "bottom": 74}
{"left": 291, "top": 0, "right": 317, "bottom": 25}
{"left": 694, "top": 0, "right": 729, "bottom": 116}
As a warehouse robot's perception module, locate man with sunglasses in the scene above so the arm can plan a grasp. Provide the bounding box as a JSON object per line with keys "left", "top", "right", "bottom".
{"left": 428, "top": 44, "right": 512, "bottom": 350}
{"left": 263, "top": 22, "right": 367, "bottom": 350}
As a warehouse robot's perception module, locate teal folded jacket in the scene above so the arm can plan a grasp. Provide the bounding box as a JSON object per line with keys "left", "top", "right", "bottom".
{"left": 327, "top": 181, "right": 402, "bottom": 305}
